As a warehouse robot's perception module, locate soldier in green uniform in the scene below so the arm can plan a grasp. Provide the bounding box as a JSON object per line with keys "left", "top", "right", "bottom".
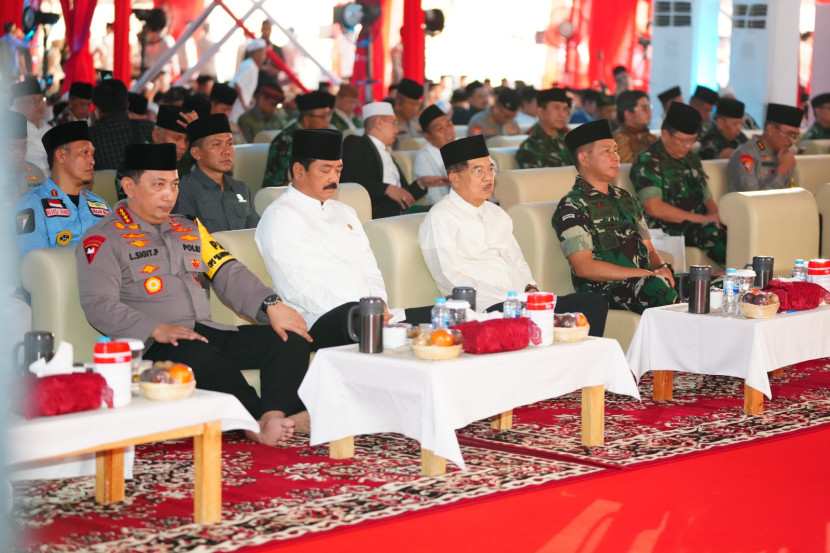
{"left": 804, "top": 93, "right": 830, "bottom": 140}
{"left": 656, "top": 86, "right": 683, "bottom": 122}
{"left": 262, "top": 91, "right": 334, "bottom": 188}
{"left": 237, "top": 84, "right": 288, "bottom": 143}
{"left": 553, "top": 120, "right": 677, "bottom": 314}
{"left": 631, "top": 102, "right": 726, "bottom": 265}
{"left": 689, "top": 85, "right": 718, "bottom": 135}
{"left": 699, "top": 98, "right": 747, "bottom": 160}
{"left": 516, "top": 88, "right": 573, "bottom": 168}
{"left": 6, "top": 112, "right": 46, "bottom": 201}
{"left": 727, "top": 103, "right": 803, "bottom": 192}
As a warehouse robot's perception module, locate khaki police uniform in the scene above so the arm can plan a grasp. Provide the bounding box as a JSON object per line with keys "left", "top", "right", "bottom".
{"left": 727, "top": 138, "right": 794, "bottom": 192}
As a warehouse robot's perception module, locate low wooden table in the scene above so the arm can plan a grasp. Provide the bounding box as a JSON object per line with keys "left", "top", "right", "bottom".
{"left": 627, "top": 304, "right": 830, "bottom": 414}
{"left": 299, "top": 339, "right": 640, "bottom": 475}
{"left": 8, "top": 389, "right": 259, "bottom": 524}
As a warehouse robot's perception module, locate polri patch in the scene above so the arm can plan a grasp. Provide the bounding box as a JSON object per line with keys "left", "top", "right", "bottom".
{"left": 16, "top": 209, "right": 35, "bottom": 234}
{"left": 740, "top": 154, "right": 754, "bottom": 173}
{"left": 56, "top": 230, "right": 72, "bottom": 246}
{"left": 83, "top": 235, "right": 106, "bottom": 264}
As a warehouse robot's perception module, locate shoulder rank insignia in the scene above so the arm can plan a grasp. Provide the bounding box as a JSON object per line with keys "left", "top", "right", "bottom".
{"left": 116, "top": 206, "right": 133, "bottom": 224}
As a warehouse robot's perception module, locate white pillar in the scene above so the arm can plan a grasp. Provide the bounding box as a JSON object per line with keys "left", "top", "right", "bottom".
{"left": 729, "top": 0, "right": 801, "bottom": 126}
{"left": 649, "top": 0, "right": 720, "bottom": 123}
{"left": 811, "top": 4, "right": 830, "bottom": 97}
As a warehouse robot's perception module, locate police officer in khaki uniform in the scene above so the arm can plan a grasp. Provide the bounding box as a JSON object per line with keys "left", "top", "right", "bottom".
{"left": 6, "top": 111, "right": 45, "bottom": 201}
{"left": 394, "top": 78, "right": 423, "bottom": 143}
{"left": 727, "top": 103, "right": 803, "bottom": 192}
{"left": 77, "top": 143, "right": 312, "bottom": 446}
{"left": 467, "top": 87, "right": 522, "bottom": 138}
{"left": 174, "top": 113, "right": 259, "bottom": 233}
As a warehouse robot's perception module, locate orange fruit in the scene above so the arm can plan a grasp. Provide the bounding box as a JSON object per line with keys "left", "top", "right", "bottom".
{"left": 431, "top": 329, "right": 455, "bottom": 347}
{"left": 168, "top": 363, "right": 194, "bottom": 383}
{"left": 577, "top": 313, "right": 588, "bottom": 327}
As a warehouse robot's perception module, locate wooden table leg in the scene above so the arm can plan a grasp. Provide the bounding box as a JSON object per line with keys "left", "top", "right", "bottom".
{"left": 490, "top": 410, "right": 513, "bottom": 430}
{"left": 652, "top": 370, "right": 674, "bottom": 401}
{"left": 95, "top": 448, "right": 125, "bottom": 503}
{"left": 744, "top": 383, "right": 764, "bottom": 415}
{"left": 330, "top": 436, "right": 355, "bottom": 459}
{"left": 421, "top": 449, "right": 446, "bottom": 476}
{"left": 770, "top": 368, "right": 784, "bottom": 378}
{"left": 193, "top": 420, "right": 222, "bottom": 524}
{"left": 581, "top": 384, "right": 605, "bottom": 447}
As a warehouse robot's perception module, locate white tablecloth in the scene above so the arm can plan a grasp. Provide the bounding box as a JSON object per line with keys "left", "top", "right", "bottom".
{"left": 7, "top": 389, "right": 258, "bottom": 474}
{"left": 627, "top": 304, "right": 830, "bottom": 398}
{"left": 298, "top": 338, "right": 639, "bottom": 471}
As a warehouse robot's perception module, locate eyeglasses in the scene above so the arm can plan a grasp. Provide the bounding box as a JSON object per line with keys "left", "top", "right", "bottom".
{"left": 669, "top": 132, "right": 696, "bottom": 146}
{"left": 452, "top": 166, "right": 497, "bottom": 177}
{"left": 773, "top": 125, "right": 800, "bottom": 141}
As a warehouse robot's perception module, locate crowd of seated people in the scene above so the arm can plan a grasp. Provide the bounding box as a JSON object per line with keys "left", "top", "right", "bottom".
{"left": 5, "top": 45, "right": 828, "bottom": 447}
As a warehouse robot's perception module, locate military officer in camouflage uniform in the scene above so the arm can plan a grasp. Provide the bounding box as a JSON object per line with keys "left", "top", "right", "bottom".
{"left": 699, "top": 98, "right": 747, "bottom": 160}
{"left": 516, "top": 88, "right": 573, "bottom": 168}
{"left": 804, "top": 93, "right": 830, "bottom": 140}
{"left": 656, "top": 86, "right": 683, "bottom": 121}
{"left": 727, "top": 103, "right": 803, "bottom": 192}
{"left": 262, "top": 91, "right": 334, "bottom": 188}
{"left": 689, "top": 85, "right": 718, "bottom": 128}
{"left": 553, "top": 120, "right": 677, "bottom": 314}
{"left": 6, "top": 111, "right": 45, "bottom": 201}
{"left": 77, "top": 143, "right": 312, "bottom": 447}
{"left": 468, "top": 87, "right": 522, "bottom": 138}
{"left": 393, "top": 78, "right": 423, "bottom": 144}
{"left": 631, "top": 102, "right": 726, "bottom": 265}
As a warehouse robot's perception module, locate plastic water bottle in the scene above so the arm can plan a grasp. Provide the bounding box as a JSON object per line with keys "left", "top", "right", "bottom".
{"left": 431, "top": 297, "right": 450, "bottom": 329}
{"left": 792, "top": 259, "right": 808, "bottom": 282}
{"left": 503, "top": 291, "right": 522, "bottom": 318}
{"left": 722, "top": 268, "right": 740, "bottom": 317}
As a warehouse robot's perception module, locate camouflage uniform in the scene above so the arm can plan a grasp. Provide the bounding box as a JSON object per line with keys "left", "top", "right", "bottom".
{"left": 698, "top": 126, "right": 747, "bottom": 160}
{"left": 803, "top": 122, "right": 830, "bottom": 140}
{"left": 515, "top": 123, "right": 572, "bottom": 168}
{"left": 263, "top": 120, "right": 301, "bottom": 188}
{"left": 552, "top": 176, "right": 678, "bottom": 314}
{"left": 395, "top": 118, "right": 421, "bottom": 142}
{"left": 631, "top": 141, "right": 726, "bottom": 265}
{"left": 612, "top": 124, "right": 657, "bottom": 164}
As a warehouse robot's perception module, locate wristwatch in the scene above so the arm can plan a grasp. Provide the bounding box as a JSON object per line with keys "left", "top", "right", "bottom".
{"left": 260, "top": 293, "right": 281, "bottom": 313}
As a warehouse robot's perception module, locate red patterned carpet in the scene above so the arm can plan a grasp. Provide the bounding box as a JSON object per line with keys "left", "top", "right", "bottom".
{"left": 11, "top": 359, "right": 830, "bottom": 552}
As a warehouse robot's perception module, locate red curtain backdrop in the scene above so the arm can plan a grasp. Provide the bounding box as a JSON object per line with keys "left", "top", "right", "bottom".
{"left": 565, "top": 0, "right": 639, "bottom": 91}
{"left": 59, "top": 0, "right": 98, "bottom": 92}
{"left": 401, "top": 0, "right": 424, "bottom": 83}
{"left": 154, "top": 0, "right": 204, "bottom": 43}
{"left": 0, "top": 0, "right": 24, "bottom": 36}
{"left": 352, "top": 0, "right": 393, "bottom": 103}
{"left": 113, "top": 0, "right": 131, "bottom": 84}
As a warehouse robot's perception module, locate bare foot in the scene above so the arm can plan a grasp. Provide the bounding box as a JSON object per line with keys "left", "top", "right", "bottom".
{"left": 288, "top": 410, "right": 310, "bottom": 434}
{"left": 244, "top": 411, "right": 295, "bottom": 446}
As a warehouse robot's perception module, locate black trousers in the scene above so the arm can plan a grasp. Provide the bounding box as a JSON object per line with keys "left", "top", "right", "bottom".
{"left": 486, "top": 292, "right": 608, "bottom": 337}
{"left": 144, "top": 323, "right": 310, "bottom": 419}
{"left": 309, "top": 302, "right": 433, "bottom": 351}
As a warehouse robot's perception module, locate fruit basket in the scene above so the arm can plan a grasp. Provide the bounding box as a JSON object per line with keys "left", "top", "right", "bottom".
{"left": 411, "top": 343, "right": 463, "bottom": 360}
{"left": 553, "top": 312, "right": 590, "bottom": 342}
{"left": 139, "top": 362, "right": 196, "bottom": 400}
{"left": 740, "top": 302, "right": 779, "bottom": 319}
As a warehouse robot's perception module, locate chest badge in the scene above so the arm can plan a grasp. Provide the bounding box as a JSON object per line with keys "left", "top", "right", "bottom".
{"left": 128, "top": 239, "right": 149, "bottom": 247}
{"left": 179, "top": 234, "right": 198, "bottom": 241}
{"left": 190, "top": 259, "right": 200, "bottom": 270}
{"left": 144, "top": 277, "right": 163, "bottom": 295}
{"left": 121, "top": 233, "right": 146, "bottom": 239}
{"left": 56, "top": 230, "right": 72, "bottom": 246}
{"left": 139, "top": 264, "right": 159, "bottom": 274}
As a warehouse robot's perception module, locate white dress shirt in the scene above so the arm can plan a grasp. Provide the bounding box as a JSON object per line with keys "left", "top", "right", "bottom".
{"left": 229, "top": 58, "right": 259, "bottom": 124}
{"left": 255, "top": 185, "right": 389, "bottom": 328}
{"left": 418, "top": 189, "right": 535, "bottom": 312}
{"left": 412, "top": 141, "right": 450, "bottom": 205}
{"left": 368, "top": 134, "right": 401, "bottom": 187}
{"left": 25, "top": 120, "right": 48, "bottom": 176}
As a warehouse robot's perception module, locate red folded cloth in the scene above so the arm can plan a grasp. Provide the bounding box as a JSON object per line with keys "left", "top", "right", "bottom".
{"left": 763, "top": 279, "right": 830, "bottom": 312}
{"left": 452, "top": 318, "right": 541, "bottom": 354}
{"left": 22, "top": 373, "right": 114, "bottom": 419}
